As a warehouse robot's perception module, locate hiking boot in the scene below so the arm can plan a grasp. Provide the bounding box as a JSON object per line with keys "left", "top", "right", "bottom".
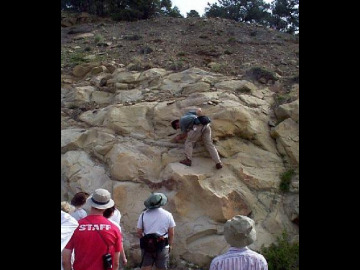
{"left": 180, "top": 158, "right": 192, "bottom": 166}
{"left": 216, "top": 163, "right": 223, "bottom": 169}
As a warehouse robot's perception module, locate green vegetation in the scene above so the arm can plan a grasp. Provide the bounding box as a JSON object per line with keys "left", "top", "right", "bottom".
{"left": 94, "top": 34, "right": 104, "bottom": 44}
{"left": 61, "top": 49, "right": 106, "bottom": 68}
{"left": 62, "top": 0, "right": 183, "bottom": 21}
{"left": 187, "top": 10, "right": 200, "bottom": 18}
{"left": 279, "top": 168, "right": 296, "bottom": 192}
{"left": 167, "top": 6, "right": 183, "bottom": 18}
{"left": 127, "top": 56, "right": 154, "bottom": 71}
{"left": 177, "top": 52, "right": 186, "bottom": 57}
{"left": 210, "top": 63, "right": 225, "bottom": 73}
{"left": 68, "top": 51, "right": 88, "bottom": 65}
{"left": 261, "top": 230, "right": 299, "bottom": 270}
{"left": 237, "top": 86, "right": 251, "bottom": 93}
{"left": 61, "top": 0, "right": 298, "bottom": 34}
{"left": 123, "top": 34, "right": 142, "bottom": 41}
{"left": 205, "top": 0, "right": 299, "bottom": 34}
{"left": 166, "top": 58, "right": 186, "bottom": 71}
{"left": 274, "top": 93, "right": 290, "bottom": 106}
{"left": 139, "top": 45, "right": 153, "bottom": 54}
{"left": 227, "top": 37, "right": 237, "bottom": 43}
{"left": 250, "top": 31, "right": 257, "bottom": 37}
{"left": 199, "top": 34, "right": 209, "bottom": 39}
{"left": 248, "top": 66, "right": 278, "bottom": 83}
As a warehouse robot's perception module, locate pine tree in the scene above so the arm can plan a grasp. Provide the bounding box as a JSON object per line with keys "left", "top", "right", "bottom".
{"left": 187, "top": 10, "right": 200, "bottom": 18}
{"left": 205, "top": 0, "right": 271, "bottom": 24}
{"left": 270, "top": 0, "right": 299, "bottom": 34}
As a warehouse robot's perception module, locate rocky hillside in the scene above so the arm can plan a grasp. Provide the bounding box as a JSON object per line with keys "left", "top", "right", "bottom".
{"left": 61, "top": 12, "right": 299, "bottom": 270}
{"left": 61, "top": 12, "right": 298, "bottom": 92}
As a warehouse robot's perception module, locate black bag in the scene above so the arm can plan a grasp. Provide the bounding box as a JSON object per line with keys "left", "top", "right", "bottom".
{"left": 140, "top": 233, "right": 166, "bottom": 253}
{"left": 103, "top": 253, "right": 112, "bottom": 269}
{"left": 197, "top": 115, "right": 211, "bottom": 125}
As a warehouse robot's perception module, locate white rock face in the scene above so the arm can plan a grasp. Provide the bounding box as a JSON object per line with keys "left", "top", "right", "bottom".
{"left": 61, "top": 66, "right": 299, "bottom": 268}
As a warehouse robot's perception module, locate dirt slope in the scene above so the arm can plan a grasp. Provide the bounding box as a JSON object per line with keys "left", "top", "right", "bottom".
{"left": 61, "top": 12, "right": 299, "bottom": 93}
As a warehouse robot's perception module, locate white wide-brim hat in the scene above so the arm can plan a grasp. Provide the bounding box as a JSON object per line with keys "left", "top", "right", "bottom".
{"left": 86, "top": 188, "right": 114, "bottom": 210}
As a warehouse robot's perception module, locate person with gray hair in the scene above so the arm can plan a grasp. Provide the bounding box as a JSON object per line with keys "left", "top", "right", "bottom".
{"left": 209, "top": 215, "right": 268, "bottom": 270}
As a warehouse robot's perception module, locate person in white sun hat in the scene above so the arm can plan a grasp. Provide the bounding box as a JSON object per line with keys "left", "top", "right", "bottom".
{"left": 209, "top": 215, "right": 268, "bottom": 270}
{"left": 62, "top": 188, "right": 123, "bottom": 270}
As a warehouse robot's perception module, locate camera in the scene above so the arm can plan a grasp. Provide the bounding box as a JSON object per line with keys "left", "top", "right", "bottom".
{"left": 103, "top": 253, "right": 112, "bottom": 269}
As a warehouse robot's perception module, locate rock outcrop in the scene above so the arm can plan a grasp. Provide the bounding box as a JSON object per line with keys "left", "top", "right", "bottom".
{"left": 61, "top": 63, "right": 299, "bottom": 268}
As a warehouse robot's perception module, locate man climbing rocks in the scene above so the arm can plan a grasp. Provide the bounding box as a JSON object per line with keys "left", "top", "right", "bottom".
{"left": 171, "top": 108, "right": 223, "bottom": 169}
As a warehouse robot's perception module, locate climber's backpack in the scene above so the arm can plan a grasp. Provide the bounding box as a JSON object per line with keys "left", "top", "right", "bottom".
{"left": 196, "top": 115, "right": 211, "bottom": 125}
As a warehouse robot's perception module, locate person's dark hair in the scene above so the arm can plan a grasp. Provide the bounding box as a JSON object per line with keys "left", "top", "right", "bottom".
{"left": 103, "top": 206, "right": 116, "bottom": 219}
{"left": 171, "top": 119, "right": 179, "bottom": 130}
{"left": 71, "top": 191, "right": 90, "bottom": 207}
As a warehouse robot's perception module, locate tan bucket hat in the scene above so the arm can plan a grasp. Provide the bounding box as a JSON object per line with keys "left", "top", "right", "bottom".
{"left": 86, "top": 188, "right": 114, "bottom": 210}
{"left": 224, "top": 215, "right": 257, "bottom": 248}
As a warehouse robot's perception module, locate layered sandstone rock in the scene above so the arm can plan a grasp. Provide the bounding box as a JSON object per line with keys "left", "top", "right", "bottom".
{"left": 61, "top": 65, "right": 299, "bottom": 268}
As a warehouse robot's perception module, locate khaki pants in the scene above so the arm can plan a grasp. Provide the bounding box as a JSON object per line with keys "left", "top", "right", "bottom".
{"left": 184, "top": 124, "right": 221, "bottom": 164}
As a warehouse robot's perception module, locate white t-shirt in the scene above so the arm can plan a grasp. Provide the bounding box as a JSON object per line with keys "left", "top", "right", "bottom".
{"left": 70, "top": 208, "right": 87, "bottom": 221}
{"left": 137, "top": 208, "right": 176, "bottom": 237}
{"left": 61, "top": 211, "right": 78, "bottom": 251}
{"left": 109, "top": 219, "right": 122, "bottom": 232}
{"left": 109, "top": 208, "right": 122, "bottom": 225}
{"left": 61, "top": 211, "right": 78, "bottom": 270}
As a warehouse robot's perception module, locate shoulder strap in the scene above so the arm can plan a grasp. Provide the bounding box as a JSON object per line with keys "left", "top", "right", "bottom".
{"left": 141, "top": 212, "right": 144, "bottom": 231}
{"left": 85, "top": 217, "right": 109, "bottom": 252}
